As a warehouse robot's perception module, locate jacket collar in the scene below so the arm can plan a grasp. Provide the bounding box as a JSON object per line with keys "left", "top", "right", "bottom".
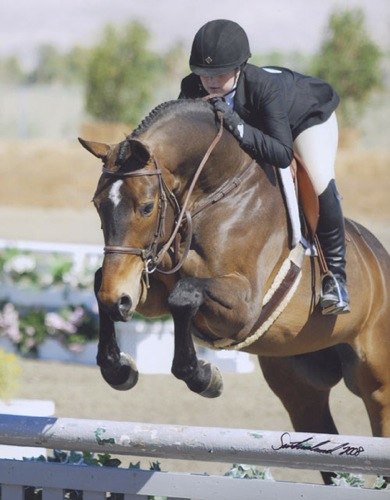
{"left": 232, "top": 67, "right": 251, "bottom": 120}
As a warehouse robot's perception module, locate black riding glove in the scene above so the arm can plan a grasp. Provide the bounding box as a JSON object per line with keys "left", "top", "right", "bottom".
{"left": 212, "top": 98, "right": 244, "bottom": 142}
{"left": 211, "top": 98, "right": 292, "bottom": 168}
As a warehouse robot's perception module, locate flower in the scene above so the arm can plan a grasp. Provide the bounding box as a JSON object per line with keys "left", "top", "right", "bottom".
{"left": 68, "top": 306, "right": 85, "bottom": 327}
{"left": 0, "top": 302, "right": 98, "bottom": 356}
{"left": 0, "top": 247, "right": 100, "bottom": 289}
{"left": 45, "top": 312, "right": 77, "bottom": 335}
{"left": 4, "top": 255, "right": 36, "bottom": 275}
{"left": 0, "top": 247, "right": 101, "bottom": 355}
{"left": 0, "top": 303, "right": 21, "bottom": 343}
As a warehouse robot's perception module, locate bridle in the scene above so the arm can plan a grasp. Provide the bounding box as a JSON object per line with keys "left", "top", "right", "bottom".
{"left": 101, "top": 110, "right": 224, "bottom": 286}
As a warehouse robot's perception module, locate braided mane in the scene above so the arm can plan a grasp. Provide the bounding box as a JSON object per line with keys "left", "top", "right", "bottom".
{"left": 116, "top": 99, "right": 211, "bottom": 165}
{"left": 131, "top": 100, "right": 178, "bottom": 138}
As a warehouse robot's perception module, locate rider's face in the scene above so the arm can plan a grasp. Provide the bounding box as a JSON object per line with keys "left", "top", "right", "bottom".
{"left": 200, "top": 70, "right": 239, "bottom": 96}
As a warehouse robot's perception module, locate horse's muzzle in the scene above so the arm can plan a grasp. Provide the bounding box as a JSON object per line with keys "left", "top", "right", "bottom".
{"left": 98, "top": 292, "right": 133, "bottom": 322}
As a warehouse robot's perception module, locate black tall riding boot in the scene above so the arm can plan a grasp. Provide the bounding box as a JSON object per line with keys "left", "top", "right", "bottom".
{"left": 317, "top": 179, "right": 350, "bottom": 315}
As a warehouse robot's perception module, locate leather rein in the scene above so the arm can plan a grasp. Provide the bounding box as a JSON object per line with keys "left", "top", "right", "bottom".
{"left": 102, "top": 111, "right": 224, "bottom": 286}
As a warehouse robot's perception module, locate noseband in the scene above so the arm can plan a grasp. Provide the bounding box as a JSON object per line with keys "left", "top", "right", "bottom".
{"left": 102, "top": 111, "right": 224, "bottom": 285}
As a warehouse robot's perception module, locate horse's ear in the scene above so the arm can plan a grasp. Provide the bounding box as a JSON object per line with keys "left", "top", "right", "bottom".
{"left": 128, "top": 139, "right": 152, "bottom": 164}
{"left": 78, "top": 138, "right": 110, "bottom": 160}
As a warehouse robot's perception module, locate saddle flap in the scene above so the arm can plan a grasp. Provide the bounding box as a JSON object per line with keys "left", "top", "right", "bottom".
{"left": 292, "top": 153, "right": 319, "bottom": 239}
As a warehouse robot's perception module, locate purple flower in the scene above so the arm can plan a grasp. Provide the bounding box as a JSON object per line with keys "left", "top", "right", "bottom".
{"left": 45, "top": 312, "right": 77, "bottom": 335}
{"left": 68, "top": 306, "right": 85, "bottom": 327}
{"left": 0, "top": 303, "right": 21, "bottom": 343}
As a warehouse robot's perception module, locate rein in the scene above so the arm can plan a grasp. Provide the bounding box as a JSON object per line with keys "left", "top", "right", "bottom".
{"left": 102, "top": 111, "right": 224, "bottom": 284}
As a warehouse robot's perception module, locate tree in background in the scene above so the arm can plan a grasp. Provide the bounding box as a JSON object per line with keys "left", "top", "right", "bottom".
{"left": 85, "top": 21, "right": 162, "bottom": 125}
{"left": 0, "top": 56, "right": 25, "bottom": 84}
{"left": 310, "top": 8, "right": 382, "bottom": 126}
{"left": 28, "top": 45, "right": 68, "bottom": 84}
{"left": 27, "top": 44, "right": 90, "bottom": 84}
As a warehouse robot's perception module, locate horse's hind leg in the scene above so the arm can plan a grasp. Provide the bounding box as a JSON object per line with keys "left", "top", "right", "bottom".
{"left": 94, "top": 268, "right": 139, "bottom": 391}
{"left": 348, "top": 329, "right": 390, "bottom": 485}
{"left": 351, "top": 323, "right": 390, "bottom": 437}
{"left": 168, "top": 277, "right": 223, "bottom": 398}
{"left": 259, "top": 348, "right": 343, "bottom": 485}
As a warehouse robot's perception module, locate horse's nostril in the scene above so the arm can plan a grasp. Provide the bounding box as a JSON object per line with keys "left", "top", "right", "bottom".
{"left": 119, "top": 294, "right": 131, "bottom": 307}
{"left": 118, "top": 294, "right": 132, "bottom": 318}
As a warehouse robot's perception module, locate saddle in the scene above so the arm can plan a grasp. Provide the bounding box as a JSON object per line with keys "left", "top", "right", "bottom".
{"left": 288, "top": 153, "right": 330, "bottom": 275}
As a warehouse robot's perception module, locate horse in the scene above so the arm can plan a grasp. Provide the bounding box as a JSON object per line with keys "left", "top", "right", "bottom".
{"left": 79, "top": 98, "right": 390, "bottom": 483}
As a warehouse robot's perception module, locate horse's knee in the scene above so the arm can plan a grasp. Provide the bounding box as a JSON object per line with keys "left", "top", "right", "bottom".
{"left": 168, "top": 278, "right": 208, "bottom": 312}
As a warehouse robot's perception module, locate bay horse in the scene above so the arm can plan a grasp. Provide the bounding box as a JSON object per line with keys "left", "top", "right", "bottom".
{"left": 79, "top": 99, "right": 390, "bottom": 482}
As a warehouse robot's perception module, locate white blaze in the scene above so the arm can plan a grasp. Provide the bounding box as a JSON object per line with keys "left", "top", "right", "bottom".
{"left": 109, "top": 180, "right": 123, "bottom": 207}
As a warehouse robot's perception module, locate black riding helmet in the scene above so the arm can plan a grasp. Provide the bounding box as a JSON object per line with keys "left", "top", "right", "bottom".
{"left": 190, "top": 19, "right": 251, "bottom": 76}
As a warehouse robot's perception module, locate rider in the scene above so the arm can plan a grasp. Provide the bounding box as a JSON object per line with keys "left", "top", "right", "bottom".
{"left": 179, "top": 19, "right": 350, "bottom": 315}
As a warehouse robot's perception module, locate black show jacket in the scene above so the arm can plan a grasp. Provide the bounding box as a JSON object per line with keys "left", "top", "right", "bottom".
{"left": 179, "top": 64, "right": 339, "bottom": 168}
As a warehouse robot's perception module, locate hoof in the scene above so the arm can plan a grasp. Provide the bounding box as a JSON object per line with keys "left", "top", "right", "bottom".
{"left": 101, "top": 352, "right": 139, "bottom": 391}
{"left": 198, "top": 360, "right": 223, "bottom": 398}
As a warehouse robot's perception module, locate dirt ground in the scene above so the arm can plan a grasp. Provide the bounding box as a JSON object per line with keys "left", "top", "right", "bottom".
{"left": 0, "top": 136, "right": 389, "bottom": 484}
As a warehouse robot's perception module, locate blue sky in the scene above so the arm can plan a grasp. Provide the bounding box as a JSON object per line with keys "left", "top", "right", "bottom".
{"left": 1, "top": 0, "right": 388, "bottom": 66}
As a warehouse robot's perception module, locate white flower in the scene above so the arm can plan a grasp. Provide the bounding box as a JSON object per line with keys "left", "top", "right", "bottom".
{"left": 4, "top": 255, "right": 36, "bottom": 275}
{"left": 39, "top": 273, "right": 54, "bottom": 287}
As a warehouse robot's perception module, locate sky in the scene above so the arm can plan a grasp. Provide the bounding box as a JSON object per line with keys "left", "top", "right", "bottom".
{"left": 1, "top": 0, "right": 389, "bottom": 67}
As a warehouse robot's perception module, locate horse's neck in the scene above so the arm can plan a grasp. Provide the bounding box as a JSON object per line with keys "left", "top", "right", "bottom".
{"left": 144, "top": 118, "right": 287, "bottom": 245}
{"left": 145, "top": 120, "right": 242, "bottom": 193}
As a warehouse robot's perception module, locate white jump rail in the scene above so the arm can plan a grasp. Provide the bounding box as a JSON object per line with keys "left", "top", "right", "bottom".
{"left": 0, "top": 415, "right": 389, "bottom": 474}
{"left": 0, "top": 415, "right": 389, "bottom": 499}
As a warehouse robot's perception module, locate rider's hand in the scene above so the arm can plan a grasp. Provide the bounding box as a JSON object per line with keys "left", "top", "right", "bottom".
{"left": 212, "top": 98, "right": 244, "bottom": 142}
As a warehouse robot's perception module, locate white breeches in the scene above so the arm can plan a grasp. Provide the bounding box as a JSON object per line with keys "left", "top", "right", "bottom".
{"left": 293, "top": 112, "right": 339, "bottom": 196}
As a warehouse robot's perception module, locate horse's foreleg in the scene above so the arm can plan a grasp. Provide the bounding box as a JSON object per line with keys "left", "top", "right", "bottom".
{"left": 168, "top": 277, "right": 223, "bottom": 398}
{"left": 94, "top": 268, "right": 139, "bottom": 391}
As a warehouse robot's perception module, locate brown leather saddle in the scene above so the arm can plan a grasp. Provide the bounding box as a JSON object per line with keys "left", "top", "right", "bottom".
{"left": 291, "top": 153, "right": 332, "bottom": 275}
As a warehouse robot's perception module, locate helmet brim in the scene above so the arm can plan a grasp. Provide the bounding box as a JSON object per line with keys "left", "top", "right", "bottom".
{"left": 190, "top": 64, "right": 238, "bottom": 77}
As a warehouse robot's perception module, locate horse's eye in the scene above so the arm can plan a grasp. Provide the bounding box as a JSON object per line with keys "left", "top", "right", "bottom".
{"left": 139, "top": 202, "right": 154, "bottom": 217}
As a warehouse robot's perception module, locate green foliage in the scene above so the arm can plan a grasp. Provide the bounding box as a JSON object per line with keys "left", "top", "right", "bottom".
{"left": 27, "top": 44, "right": 91, "bottom": 84}
{"left": 310, "top": 8, "right": 382, "bottom": 126}
{"left": 24, "top": 453, "right": 165, "bottom": 499}
{"left": 251, "top": 50, "right": 311, "bottom": 73}
{"left": 0, "top": 55, "right": 25, "bottom": 83}
{"left": 224, "top": 463, "right": 274, "bottom": 480}
{"left": 18, "top": 308, "right": 48, "bottom": 354}
{"left": 332, "top": 472, "right": 390, "bottom": 489}
{"left": 85, "top": 21, "right": 163, "bottom": 125}
{"left": 28, "top": 45, "right": 64, "bottom": 83}
{"left": 0, "top": 301, "right": 98, "bottom": 355}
